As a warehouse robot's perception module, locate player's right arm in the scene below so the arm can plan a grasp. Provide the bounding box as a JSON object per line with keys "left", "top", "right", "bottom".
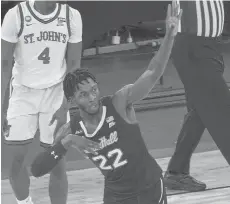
{"left": 1, "top": 6, "right": 19, "bottom": 107}
{"left": 31, "top": 122, "right": 100, "bottom": 178}
{"left": 113, "top": 1, "right": 182, "bottom": 111}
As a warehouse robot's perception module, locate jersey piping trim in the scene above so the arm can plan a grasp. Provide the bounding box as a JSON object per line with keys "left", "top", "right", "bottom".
{"left": 18, "top": 3, "right": 24, "bottom": 38}
{"left": 79, "top": 106, "right": 107, "bottom": 138}
{"left": 26, "top": 1, "right": 61, "bottom": 24}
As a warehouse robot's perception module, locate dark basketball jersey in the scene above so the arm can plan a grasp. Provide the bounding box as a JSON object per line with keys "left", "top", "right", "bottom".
{"left": 70, "top": 96, "right": 162, "bottom": 200}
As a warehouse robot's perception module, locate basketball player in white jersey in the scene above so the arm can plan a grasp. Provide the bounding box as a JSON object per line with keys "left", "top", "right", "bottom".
{"left": 1, "top": 1, "right": 82, "bottom": 204}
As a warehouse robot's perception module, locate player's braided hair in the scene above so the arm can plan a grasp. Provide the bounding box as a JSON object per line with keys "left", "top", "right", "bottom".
{"left": 63, "top": 68, "right": 97, "bottom": 101}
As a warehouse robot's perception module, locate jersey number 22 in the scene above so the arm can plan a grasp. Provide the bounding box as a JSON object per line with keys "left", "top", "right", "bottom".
{"left": 92, "top": 148, "right": 128, "bottom": 170}
{"left": 38, "top": 47, "right": 50, "bottom": 64}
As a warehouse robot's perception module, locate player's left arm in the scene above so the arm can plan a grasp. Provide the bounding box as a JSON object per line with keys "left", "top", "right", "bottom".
{"left": 114, "top": 2, "right": 182, "bottom": 108}
{"left": 49, "top": 7, "right": 83, "bottom": 129}
{"left": 66, "top": 7, "right": 82, "bottom": 72}
{"left": 63, "top": 7, "right": 82, "bottom": 108}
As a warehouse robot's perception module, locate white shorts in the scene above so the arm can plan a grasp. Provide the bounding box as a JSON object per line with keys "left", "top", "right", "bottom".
{"left": 5, "top": 81, "right": 70, "bottom": 146}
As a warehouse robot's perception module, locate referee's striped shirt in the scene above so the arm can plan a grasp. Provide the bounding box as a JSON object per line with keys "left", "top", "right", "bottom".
{"left": 177, "top": 0, "right": 225, "bottom": 37}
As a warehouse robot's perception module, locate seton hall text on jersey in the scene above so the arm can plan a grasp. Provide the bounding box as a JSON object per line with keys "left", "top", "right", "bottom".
{"left": 99, "top": 131, "right": 118, "bottom": 149}
{"left": 84, "top": 131, "right": 118, "bottom": 154}
{"left": 24, "top": 31, "right": 67, "bottom": 44}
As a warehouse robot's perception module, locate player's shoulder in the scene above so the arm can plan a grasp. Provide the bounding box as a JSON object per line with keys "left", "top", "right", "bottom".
{"left": 101, "top": 95, "right": 113, "bottom": 106}
{"left": 66, "top": 4, "right": 81, "bottom": 18}
{"left": 4, "top": 1, "right": 28, "bottom": 19}
{"left": 101, "top": 95, "right": 125, "bottom": 117}
{"left": 4, "top": 3, "right": 20, "bottom": 17}
{"left": 112, "top": 84, "right": 133, "bottom": 105}
{"left": 2, "top": 2, "right": 22, "bottom": 34}
{"left": 111, "top": 85, "right": 137, "bottom": 121}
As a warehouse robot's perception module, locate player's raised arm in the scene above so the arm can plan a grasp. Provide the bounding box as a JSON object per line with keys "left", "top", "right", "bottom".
{"left": 1, "top": 7, "right": 18, "bottom": 106}
{"left": 115, "top": 2, "right": 182, "bottom": 106}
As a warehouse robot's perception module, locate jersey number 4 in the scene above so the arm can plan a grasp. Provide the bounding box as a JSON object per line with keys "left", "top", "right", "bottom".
{"left": 38, "top": 47, "right": 50, "bottom": 64}
{"left": 92, "top": 148, "right": 128, "bottom": 170}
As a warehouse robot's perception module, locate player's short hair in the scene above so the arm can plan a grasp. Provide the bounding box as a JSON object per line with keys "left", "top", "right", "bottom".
{"left": 63, "top": 68, "right": 97, "bottom": 101}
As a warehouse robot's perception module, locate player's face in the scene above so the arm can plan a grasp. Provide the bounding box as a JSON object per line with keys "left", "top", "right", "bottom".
{"left": 74, "top": 78, "right": 100, "bottom": 115}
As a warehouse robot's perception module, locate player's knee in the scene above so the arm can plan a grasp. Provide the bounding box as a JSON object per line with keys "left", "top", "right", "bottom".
{"left": 6, "top": 145, "right": 29, "bottom": 175}
{"left": 8, "top": 145, "right": 28, "bottom": 163}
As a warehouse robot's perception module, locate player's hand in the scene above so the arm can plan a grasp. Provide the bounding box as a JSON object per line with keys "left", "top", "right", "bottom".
{"left": 64, "top": 134, "right": 101, "bottom": 156}
{"left": 165, "top": 0, "right": 183, "bottom": 37}
{"left": 49, "top": 105, "right": 68, "bottom": 137}
{"left": 2, "top": 114, "right": 10, "bottom": 139}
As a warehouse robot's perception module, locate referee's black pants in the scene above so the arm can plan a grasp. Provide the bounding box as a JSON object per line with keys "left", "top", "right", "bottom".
{"left": 167, "top": 33, "right": 230, "bottom": 174}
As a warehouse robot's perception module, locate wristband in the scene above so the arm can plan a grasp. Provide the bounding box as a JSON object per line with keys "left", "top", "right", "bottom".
{"left": 31, "top": 141, "right": 67, "bottom": 178}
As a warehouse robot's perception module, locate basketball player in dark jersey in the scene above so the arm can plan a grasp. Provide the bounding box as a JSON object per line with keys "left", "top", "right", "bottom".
{"left": 31, "top": 2, "right": 182, "bottom": 203}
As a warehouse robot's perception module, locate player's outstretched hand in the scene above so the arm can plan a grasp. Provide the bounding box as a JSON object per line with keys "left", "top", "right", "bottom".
{"left": 63, "top": 134, "right": 101, "bottom": 156}
{"left": 2, "top": 114, "right": 10, "bottom": 139}
{"left": 52, "top": 122, "right": 100, "bottom": 155}
{"left": 165, "top": 0, "right": 183, "bottom": 37}
{"left": 31, "top": 133, "right": 100, "bottom": 177}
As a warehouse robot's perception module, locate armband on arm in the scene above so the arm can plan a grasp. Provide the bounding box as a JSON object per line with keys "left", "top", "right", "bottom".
{"left": 31, "top": 141, "right": 67, "bottom": 178}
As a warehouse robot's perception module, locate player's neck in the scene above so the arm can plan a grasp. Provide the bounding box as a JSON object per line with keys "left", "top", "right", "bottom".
{"left": 34, "top": 1, "right": 57, "bottom": 15}
{"left": 80, "top": 105, "right": 103, "bottom": 127}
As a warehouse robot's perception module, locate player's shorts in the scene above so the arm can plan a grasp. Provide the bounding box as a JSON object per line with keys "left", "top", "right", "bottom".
{"left": 103, "top": 176, "right": 167, "bottom": 204}
{"left": 5, "top": 80, "right": 70, "bottom": 147}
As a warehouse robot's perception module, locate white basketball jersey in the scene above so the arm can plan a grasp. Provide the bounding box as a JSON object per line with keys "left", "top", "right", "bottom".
{"left": 13, "top": 1, "right": 71, "bottom": 89}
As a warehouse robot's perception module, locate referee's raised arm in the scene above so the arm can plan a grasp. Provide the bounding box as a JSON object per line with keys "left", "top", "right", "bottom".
{"left": 177, "top": 0, "right": 225, "bottom": 37}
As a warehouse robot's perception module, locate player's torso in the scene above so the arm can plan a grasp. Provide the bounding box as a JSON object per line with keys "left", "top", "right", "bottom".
{"left": 71, "top": 96, "right": 162, "bottom": 198}
{"left": 13, "top": 2, "right": 70, "bottom": 88}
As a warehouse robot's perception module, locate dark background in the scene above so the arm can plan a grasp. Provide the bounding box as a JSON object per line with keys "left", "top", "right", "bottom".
{"left": 2, "top": 1, "right": 230, "bottom": 49}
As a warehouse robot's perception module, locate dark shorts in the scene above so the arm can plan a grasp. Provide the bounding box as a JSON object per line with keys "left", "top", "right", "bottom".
{"left": 103, "top": 176, "right": 167, "bottom": 204}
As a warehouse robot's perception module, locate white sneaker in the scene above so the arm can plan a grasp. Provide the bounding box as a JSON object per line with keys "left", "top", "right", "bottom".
{"left": 17, "top": 196, "right": 34, "bottom": 204}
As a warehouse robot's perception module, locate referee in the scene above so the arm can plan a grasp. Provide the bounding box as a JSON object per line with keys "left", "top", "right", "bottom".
{"left": 164, "top": 0, "right": 230, "bottom": 192}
